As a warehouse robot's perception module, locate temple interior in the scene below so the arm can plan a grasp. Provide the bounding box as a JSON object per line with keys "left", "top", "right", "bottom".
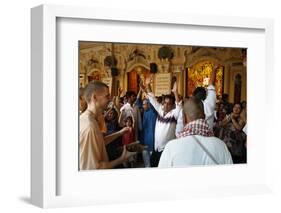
{"left": 79, "top": 41, "right": 248, "bottom": 168}
{"left": 79, "top": 42, "right": 246, "bottom": 104}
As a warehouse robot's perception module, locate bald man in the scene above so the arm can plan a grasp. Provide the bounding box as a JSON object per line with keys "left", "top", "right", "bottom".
{"left": 80, "top": 81, "right": 135, "bottom": 170}
{"left": 158, "top": 97, "right": 232, "bottom": 168}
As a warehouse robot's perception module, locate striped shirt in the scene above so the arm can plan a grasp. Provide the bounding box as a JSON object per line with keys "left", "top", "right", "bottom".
{"left": 147, "top": 93, "right": 182, "bottom": 152}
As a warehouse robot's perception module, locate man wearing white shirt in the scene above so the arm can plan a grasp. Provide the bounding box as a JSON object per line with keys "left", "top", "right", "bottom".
{"left": 192, "top": 65, "right": 219, "bottom": 129}
{"left": 141, "top": 78, "right": 182, "bottom": 167}
{"left": 158, "top": 97, "right": 233, "bottom": 168}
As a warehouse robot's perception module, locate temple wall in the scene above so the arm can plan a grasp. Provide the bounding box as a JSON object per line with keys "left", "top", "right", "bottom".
{"left": 80, "top": 43, "right": 247, "bottom": 103}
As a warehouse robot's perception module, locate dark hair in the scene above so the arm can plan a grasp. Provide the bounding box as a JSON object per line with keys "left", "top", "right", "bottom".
{"left": 156, "top": 96, "right": 163, "bottom": 103}
{"left": 124, "top": 116, "right": 133, "bottom": 123}
{"left": 142, "top": 98, "right": 149, "bottom": 104}
{"left": 193, "top": 87, "right": 206, "bottom": 101}
{"left": 105, "top": 108, "right": 118, "bottom": 122}
{"left": 222, "top": 93, "right": 229, "bottom": 102}
{"left": 233, "top": 102, "right": 242, "bottom": 108}
{"left": 125, "top": 91, "right": 136, "bottom": 99}
{"left": 163, "top": 94, "right": 175, "bottom": 104}
{"left": 83, "top": 81, "right": 109, "bottom": 103}
{"left": 241, "top": 101, "right": 247, "bottom": 108}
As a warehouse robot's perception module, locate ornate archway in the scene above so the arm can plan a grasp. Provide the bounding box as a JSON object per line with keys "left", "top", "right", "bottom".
{"left": 127, "top": 65, "right": 150, "bottom": 93}
{"left": 186, "top": 60, "right": 224, "bottom": 97}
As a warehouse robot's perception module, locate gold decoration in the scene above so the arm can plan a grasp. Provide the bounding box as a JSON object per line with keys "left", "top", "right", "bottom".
{"left": 188, "top": 61, "right": 223, "bottom": 97}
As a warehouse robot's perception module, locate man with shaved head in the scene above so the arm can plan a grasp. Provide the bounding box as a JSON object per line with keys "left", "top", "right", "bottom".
{"left": 158, "top": 97, "right": 232, "bottom": 168}
{"left": 80, "top": 81, "right": 135, "bottom": 170}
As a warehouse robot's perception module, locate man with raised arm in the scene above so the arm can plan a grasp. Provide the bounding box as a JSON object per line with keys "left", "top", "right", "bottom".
{"left": 192, "top": 65, "right": 220, "bottom": 129}
{"left": 140, "top": 75, "right": 182, "bottom": 167}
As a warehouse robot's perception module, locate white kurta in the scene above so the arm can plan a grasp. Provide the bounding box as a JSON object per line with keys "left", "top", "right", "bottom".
{"left": 147, "top": 92, "right": 182, "bottom": 152}
{"left": 158, "top": 135, "right": 233, "bottom": 167}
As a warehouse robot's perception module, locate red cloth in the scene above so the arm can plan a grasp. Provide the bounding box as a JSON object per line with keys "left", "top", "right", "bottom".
{"left": 122, "top": 128, "right": 136, "bottom": 145}
{"left": 177, "top": 119, "right": 214, "bottom": 138}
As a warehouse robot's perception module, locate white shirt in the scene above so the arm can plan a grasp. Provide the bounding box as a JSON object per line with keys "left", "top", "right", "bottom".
{"left": 147, "top": 93, "right": 182, "bottom": 152}
{"left": 203, "top": 85, "right": 217, "bottom": 129}
{"left": 175, "top": 109, "right": 184, "bottom": 137}
{"left": 158, "top": 135, "right": 233, "bottom": 167}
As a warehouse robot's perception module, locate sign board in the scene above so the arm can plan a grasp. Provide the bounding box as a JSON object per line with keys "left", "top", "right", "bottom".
{"left": 154, "top": 73, "right": 172, "bottom": 96}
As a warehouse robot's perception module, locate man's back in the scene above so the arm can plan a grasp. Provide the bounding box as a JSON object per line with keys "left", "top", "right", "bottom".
{"left": 158, "top": 135, "right": 233, "bottom": 168}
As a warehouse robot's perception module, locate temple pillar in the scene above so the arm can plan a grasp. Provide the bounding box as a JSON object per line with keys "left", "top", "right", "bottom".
{"left": 223, "top": 63, "right": 231, "bottom": 96}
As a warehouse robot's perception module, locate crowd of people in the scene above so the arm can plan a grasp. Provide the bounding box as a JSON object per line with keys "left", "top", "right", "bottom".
{"left": 79, "top": 65, "right": 247, "bottom": 170}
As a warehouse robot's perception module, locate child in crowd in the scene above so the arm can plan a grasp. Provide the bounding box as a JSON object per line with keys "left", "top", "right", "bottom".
{"left": 122, "top": 116, "right": 136, "bottom": 146}
{"left": 119, "top": 112, "right": 137, "bottom": 167}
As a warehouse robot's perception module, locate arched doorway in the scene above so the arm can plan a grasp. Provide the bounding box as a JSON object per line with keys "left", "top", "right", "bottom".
{"left": 127, "top": 66, "right": 150, "bottom": 93}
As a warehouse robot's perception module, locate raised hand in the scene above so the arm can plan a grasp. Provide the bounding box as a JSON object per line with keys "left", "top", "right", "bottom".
{"left": 171, "top": 81, "right": 178, "bottom": 94}
{"left": 139, "top": 81, "right": 146, "bottom": 92}
{"left": 145, "top": 75, "right": 153, "bottom": 85}
{"left": 111, "top": 96, "right": 116, "bottom": 105}
{"left": 118, "top": 87, "right": 123, "bottom": 96}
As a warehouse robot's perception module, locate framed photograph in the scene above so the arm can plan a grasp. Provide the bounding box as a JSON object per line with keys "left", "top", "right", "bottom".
{"left": 31, "top": 4, "right": 274, "bottom": 208}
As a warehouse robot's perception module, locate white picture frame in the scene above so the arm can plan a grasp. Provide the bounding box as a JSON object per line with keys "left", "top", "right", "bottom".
{"left": 31, "top": 4, "right": 274, "bottom": 208}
